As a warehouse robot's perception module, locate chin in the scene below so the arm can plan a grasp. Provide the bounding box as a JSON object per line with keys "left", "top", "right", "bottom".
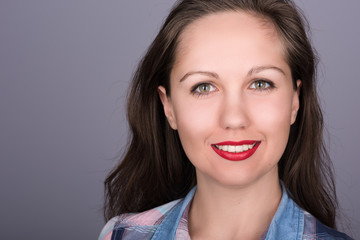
{"left": 198, "top": 164, "right": 279, "bottom": 189}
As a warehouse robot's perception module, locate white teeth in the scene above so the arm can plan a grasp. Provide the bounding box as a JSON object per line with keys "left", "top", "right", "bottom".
{"left": 228, "top": 146, "right": 236, "bottom": 153}
{"left": 217, "top": 144, "right": 255, "bottom": 153}
{"left": 235, "top": 145, "right": 243, "bottom": 152}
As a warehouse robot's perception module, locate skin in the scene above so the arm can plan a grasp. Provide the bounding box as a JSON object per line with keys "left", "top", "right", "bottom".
{"left": 159, "top": 11, "right": 300, "bottom": 240}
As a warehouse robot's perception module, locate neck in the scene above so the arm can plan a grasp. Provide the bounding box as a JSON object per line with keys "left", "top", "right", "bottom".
{"left": 189, "top": 172, "right": 282, "bottom": 240}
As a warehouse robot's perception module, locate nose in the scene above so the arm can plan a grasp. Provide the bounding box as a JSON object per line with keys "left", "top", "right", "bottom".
{"left": 219, "top": 92, "right": 250, "bottom": 130}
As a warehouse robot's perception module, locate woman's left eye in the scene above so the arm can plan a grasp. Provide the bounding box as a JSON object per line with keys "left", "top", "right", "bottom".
{"left": 249, "top": 80, "right": 274, "bottom": 90}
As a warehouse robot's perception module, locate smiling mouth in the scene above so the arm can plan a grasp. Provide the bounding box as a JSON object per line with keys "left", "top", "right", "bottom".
{"left": 211, "top": 141, "right": 261, "bottom": 161}
{"left": 214, "top": 143, "right": 257, "bottom": 153}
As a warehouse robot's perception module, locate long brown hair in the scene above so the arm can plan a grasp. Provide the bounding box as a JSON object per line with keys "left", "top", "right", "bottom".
{"left": 104, "top": 0, "right": 337, "bottom": 228}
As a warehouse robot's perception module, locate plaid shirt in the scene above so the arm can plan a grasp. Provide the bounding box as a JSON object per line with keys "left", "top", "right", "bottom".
{"left": 98, "top": 186, "right": 352, "bottom": 240}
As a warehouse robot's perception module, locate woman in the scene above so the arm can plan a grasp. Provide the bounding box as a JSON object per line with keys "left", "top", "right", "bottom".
{"left": 99, "top": 0, "right": 352, "bottom": 239}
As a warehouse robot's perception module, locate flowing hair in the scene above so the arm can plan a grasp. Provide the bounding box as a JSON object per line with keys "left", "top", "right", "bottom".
{"left": 104, "top": 0, "right": 337, "bottom": 228}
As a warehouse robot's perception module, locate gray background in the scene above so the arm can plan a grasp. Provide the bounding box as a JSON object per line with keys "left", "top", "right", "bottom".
{"left": 0, "top": 0, "right": 359, "bottom": 239}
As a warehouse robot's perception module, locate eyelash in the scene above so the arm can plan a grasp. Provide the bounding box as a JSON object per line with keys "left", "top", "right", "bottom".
{"left": 190, "top": 82, "right": 216, "bottom": 97}
{"left": 249, "top": 79, "right": 275, "bottom": 91}
{"left": 190, "top": 79, "right": 275, "bottom": 97}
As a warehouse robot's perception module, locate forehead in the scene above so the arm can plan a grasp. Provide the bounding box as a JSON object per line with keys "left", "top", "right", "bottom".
{"left": 173, "top": 11, "right": 286, "bottom": 70}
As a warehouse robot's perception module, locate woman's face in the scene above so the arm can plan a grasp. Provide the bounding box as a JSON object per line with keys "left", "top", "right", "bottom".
{"left": 159, "top": 11, "right": 300, "bottom": 188}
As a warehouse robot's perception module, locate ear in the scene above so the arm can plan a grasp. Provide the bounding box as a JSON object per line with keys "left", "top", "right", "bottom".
{"left": 291, "top": 80, "right": 301, "bottom": 125}
{"left": 158, "top": 86, "right": 177, "bottom": 130}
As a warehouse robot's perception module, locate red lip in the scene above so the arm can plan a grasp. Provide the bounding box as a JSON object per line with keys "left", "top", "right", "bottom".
{"left": 211, "top": 140, "right": 261, "bottom": 161}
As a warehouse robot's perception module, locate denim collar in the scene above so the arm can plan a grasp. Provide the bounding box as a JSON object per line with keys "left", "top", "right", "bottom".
{"left": 264, "top": 183, "right": 304, "bottom": 240}
{"left": 152, "top": 183, "right": 304, "bottom": 240}
{"left": 152, "top": 187, "right": 197, "bottom": 240}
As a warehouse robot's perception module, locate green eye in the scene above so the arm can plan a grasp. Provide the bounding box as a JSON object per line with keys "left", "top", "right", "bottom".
{"left": 250, "top": 80, "right": 273, "bottom": 90}
{"left": 256, "top": 81, "right": 268, "bottom": 89}
{"left": 199, "top": 84, "right": 210, "bottom": 92}
{"left": 195, "top": 83, "right": 215, "bottom": 93}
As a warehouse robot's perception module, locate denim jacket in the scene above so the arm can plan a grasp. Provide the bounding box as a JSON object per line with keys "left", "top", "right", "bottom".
{"left": 98, "top": 185, "right": 352, "bottom": 240}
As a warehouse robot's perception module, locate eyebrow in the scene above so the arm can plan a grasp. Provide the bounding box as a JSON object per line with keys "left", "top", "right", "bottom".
{"left": 247, "top": 66, "right": 286, "bottom": 77}
{"left": 179, "top": 65, "right": 286, "bottom": 82}
{"left": 179, "top": 71, "right": 219, "bottom": 82}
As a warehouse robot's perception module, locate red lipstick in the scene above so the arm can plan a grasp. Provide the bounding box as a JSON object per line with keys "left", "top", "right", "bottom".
{"left": 211, "top": 140, "right": 261, "bottom": 161}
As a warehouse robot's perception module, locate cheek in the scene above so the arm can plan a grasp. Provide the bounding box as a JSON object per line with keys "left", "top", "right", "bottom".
{"left": 250, "top": 95, "right": 293, "bottom": 144}
{"left": 172, "top": 99, "right": 218, "bottom": 157}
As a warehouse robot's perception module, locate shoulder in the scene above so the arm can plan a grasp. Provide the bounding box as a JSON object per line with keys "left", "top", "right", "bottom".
{"left": 98, "top": 216, "right": 120, "bottom": 240}
{"left": 97, "top": 199, "right": 182, "bottom": 240}
{"left": 303, "top": 211, "right": 353, "bottom": 240}
{"left": 314, "top": 220, "right": 353, "bottom": 240}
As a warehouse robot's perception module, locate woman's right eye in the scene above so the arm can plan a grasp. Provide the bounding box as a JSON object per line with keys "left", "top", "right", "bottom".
{"left": 191, "top": 83, "right": 216, "bottom": 95}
